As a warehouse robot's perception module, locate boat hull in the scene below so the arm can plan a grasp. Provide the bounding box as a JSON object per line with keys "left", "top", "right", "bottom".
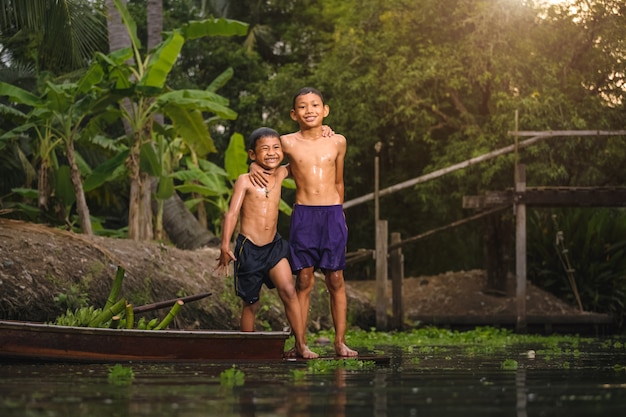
{"left": 0, "top": 320, "right": 289, "bottom": 362}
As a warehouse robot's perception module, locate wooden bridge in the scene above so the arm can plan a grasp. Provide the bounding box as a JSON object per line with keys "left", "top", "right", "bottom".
{"left": 343, "top": 129, "right": 625, "bottom": 333}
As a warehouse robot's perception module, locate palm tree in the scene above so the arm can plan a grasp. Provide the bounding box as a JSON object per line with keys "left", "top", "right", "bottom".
{"left": 0, "top": 0, "right": 107, "bottom": 74}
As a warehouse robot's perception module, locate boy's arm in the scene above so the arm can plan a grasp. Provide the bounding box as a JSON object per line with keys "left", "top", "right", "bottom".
{"left": 335, "top": 135, "right": 347, "bottom": 204}
{"left": 215, "top": 175, "right": 248, "bottom": 274}
{"left": 248, "top": 161, "right": 269, "bottom": 187}
{"left": 279, "top": 163, "right": 291, "bottom": 179}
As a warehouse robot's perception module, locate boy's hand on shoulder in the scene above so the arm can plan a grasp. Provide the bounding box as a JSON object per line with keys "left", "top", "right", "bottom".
{"left": 248, "top": 161, "right": 269, "bottom": 187}
{"left": 321, "top": 125, "right": 335, "bottom": 137}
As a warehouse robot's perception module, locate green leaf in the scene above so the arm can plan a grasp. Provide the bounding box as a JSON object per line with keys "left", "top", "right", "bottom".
{"left": 196, "top": 159, "right": 229, "bottom": 176}
{"left": 181, "top": 18, "right": 248, "bottom": 40}
{"left": 55, "top": 165, "right": 76, "bottom": 207}
{"left": 175, "top": 182, "right": 224, "bottom": 197}
{"left": 44, "top": 82, "right": 71, "bottom": 113}
{"left": 171, "top": 167, "right": 229, "bottom": 195}
{"left": 0, "top": 82, "right": 43, "bottom": 106}
{"left": 279, "top": 199, "right": 293, "bottom": 216}
{"left": 140, "top": 143, "right": 161, "bottom": 176}
{"left": 164, "top": 106, "right": 216, "bottom": 156}
{"left": 11, "top": 188, "right": 39, "bottom": 199}
{"left": 161, "top": 89, "right": 230, "bottom": 107}
{"left": 83, "top": 150, "right": 130, "bottom": 192}
{"left": 207, "top": 67, "right": 234, "bottom": 93}
{"left": 224, "top": 133, "right": 249, "bottom": 180}
{"left": 156, "top": 176, "right": 175, "bottom": 200}
{"left": 140, "top": 31, "right": 185, "bottom": 88}
{"left": 77, "top": 64, "right": 105, "bottom": 94}
{"left": 282, "top": 177, "right": 296, "bottom": 189}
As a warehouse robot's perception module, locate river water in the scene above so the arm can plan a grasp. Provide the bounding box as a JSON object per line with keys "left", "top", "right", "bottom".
{"left": 1, "top": 343, "right": 625, "bottom": 416}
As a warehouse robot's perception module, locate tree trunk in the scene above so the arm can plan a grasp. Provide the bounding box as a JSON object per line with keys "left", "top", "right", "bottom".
{"left": 161, "top": 193, "right": 220, "bottom": 249}
{"left": 107, "top": 0, "right": 211, "bottom": 245}
{"left": 66, "top": 137, "right": 93, "bottom": 235}
{"left": 105, "top": 0, "right": 131, "bottom": 52}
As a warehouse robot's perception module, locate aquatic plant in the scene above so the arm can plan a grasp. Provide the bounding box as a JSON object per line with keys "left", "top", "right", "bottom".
{"left": 501, "top": 359, "right": 518, "bottom": 370}
{"left": 108, "top": 364, "right": 134, "bottom": 386}
{"left": 307, "top": 359, "right": 376, "bottom": 374}
{"left": 220, "top": 365, "right": 245, "bottom": 387}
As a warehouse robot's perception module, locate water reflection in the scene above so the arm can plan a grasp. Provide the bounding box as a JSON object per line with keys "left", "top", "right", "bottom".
{"left": 1, "top": 344, "right": 626, "bottom": 417}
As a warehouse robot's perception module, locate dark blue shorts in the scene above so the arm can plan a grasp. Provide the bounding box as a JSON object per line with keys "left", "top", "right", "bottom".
{"left": 289, "top": 204, "right": 347, "bottom": 272}
{"left": 234, "top": 233, "right": 289, "bottom": 304}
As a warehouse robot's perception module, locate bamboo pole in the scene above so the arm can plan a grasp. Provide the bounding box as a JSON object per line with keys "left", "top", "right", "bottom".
{"left": 103, "top": 266, "right": 125, "bottom": 312}
{"left": 88, "top": 298, "right": 127, "bottom": 327}
{"left": 154, "top": 300, "right": 184, "bottom": 330}
{"left": 125, "top": 303, "right": 134, "bottom": 329}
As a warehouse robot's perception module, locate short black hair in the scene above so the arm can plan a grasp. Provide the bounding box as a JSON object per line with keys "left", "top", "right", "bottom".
{"left": 292, "top": 87, "right": 324, "bottom": 109}
{"left": 248, "top": 127, "right": 280, "bottom": 151}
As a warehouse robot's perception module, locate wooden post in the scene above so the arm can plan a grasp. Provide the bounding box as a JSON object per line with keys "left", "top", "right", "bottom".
{"left": 515, "top": 164, "right": 527, "bottom": 332}
{"left": 390, "top": 232, "right": 404, "bottom": 330}
{"left": 375, "top": 219, "right": 388, "bottom": 330}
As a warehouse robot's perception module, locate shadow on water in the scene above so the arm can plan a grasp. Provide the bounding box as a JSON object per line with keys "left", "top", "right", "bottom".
{"left": 1, "top": 342, "right": 626, "bottom": 416}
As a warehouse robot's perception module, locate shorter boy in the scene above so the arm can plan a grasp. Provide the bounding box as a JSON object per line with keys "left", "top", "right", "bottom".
{"left": 215, "top": 127, "right": 317, "bottom": 359}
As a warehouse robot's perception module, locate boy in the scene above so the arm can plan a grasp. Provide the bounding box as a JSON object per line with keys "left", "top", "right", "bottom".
{"left": 215, "top": 127, "right": 317, "bottom": 359}
{"left": 251, "top": 88, "right": 357, "bottom": 357}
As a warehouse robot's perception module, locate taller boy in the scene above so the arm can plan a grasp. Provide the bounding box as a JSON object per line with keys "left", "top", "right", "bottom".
{"left": 253, "top": 87, "right": 357, "bottom": 357}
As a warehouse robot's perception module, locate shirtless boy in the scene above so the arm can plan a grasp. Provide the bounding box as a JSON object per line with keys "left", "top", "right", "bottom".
{"left": 215, "top": 127, "right": 317, "bottom": 359}
{"left": 252, "top": 88, "right": 358, "bottom": 357}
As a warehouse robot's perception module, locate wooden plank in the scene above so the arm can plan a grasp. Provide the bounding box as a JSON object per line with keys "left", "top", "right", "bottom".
{"left": 375, "top": 220, "right": 388, "bottom": 331}
{"left": 285, "top": 354, "right": 391, "bottom": 365}
{"left": 519, "top": 187, "right": 626, "bottom": 207}
{"left": 464, "top": 187, "right": 626, "bottom": 208}
{"left": 508, "top": 130, "right": 626, "bottom": 137}
{"left": 515, "top": 165, "right": 527, "bottom": 332}
{"left": 390, "top": 232, "right": 404, "bottom": 330}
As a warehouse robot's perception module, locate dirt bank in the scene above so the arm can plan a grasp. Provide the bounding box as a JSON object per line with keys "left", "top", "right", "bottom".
{"left": 0, "top": 218, "right": 594, "bottom": 332}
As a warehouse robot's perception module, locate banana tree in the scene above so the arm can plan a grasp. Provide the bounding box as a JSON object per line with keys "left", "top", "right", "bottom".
{"left": 100, "top": 0, "right": 247, "bottom": 240}
{"left": 0, "top": 63, "right": 114, "bottom": 234}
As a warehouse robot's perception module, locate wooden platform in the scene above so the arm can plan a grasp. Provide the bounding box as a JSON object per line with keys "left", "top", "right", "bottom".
{"left": 285, "top": 354, "right": 391, "bottom": 365}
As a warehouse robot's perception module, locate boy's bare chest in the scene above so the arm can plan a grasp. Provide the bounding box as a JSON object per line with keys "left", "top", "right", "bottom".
{"left": 287, "top": 142, "right": 337, "bottom": 165}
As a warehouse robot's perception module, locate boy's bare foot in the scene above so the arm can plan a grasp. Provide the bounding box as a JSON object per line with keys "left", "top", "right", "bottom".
{"left": 335, "top": 342, "right": 358, "bottom": 357}
{"left": 298, "top": 345, "right": 319, "bottom": 359}
{"left": 283, "top": 346, "right": 297, "bottom": 359}
{"left": 283, "top": 345, "right": 319, "bottom": 359}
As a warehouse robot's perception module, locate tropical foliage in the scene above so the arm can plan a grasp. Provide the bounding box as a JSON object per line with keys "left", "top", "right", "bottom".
{"left": 1, "top": 0, "right": 625, "bottom": 323}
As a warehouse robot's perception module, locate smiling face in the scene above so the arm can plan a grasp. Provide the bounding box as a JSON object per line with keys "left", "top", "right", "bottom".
{"left": 249, "top": 135, "right": 284, "bottom": 170}
{"left": 290, "top": 92, "right": 330, "bottom": 129}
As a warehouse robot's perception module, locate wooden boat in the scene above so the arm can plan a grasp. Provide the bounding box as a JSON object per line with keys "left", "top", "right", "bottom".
{"left": 0, "top": 320, "right": 289, "bottom": 363}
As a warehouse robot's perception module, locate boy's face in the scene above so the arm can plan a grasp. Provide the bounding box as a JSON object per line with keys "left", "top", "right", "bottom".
{"left": 249, "top": 136, "right": 283, "bottom": 170}
{"left": 290, "top": 92, "right": 329, "bottom": 128}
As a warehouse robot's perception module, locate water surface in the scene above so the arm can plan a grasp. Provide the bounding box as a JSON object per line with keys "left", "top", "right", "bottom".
{"left": 1, "top": 343, "right": 625, "bottom": 416}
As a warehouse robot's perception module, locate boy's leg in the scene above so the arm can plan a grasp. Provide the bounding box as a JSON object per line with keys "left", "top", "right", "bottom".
{"left": 240, "top": 301, "right": 260, "bottom": 332}
{"left": 325, "top": 270, "right": 358, "bottom": 357}
{"left": 270, "top": 259, "right": 318, "bottom": 359}
{"left": 296, "top": 266, "right": 316, "bottom": 329}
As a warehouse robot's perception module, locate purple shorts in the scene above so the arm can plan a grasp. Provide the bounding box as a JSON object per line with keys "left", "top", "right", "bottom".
{"left": 234, "top": 233, "right": 289, "bottom": 304}
{"left": 289, "top": 204, "right": 347, "bottom": 272}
